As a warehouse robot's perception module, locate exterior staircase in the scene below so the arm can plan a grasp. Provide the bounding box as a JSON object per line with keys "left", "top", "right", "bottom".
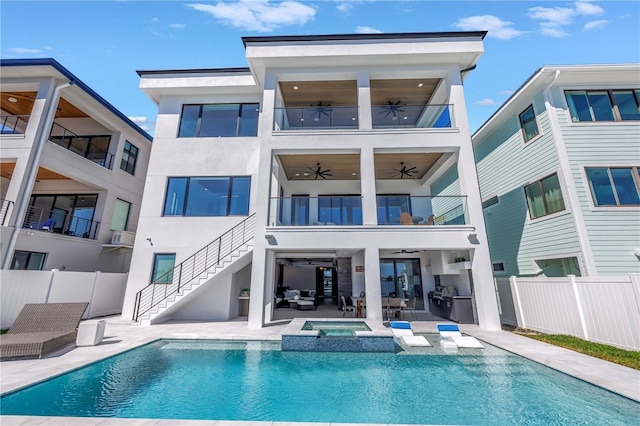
{"left": 133, "top": 214, "right": 255, "bottom": 325}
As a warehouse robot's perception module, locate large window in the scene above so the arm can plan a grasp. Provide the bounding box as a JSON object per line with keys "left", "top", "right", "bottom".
{"left": 566, "top": 89, "right": 640, "bottom": 122}
{"left": 111, "top": 198, "right": 131, "bottom": 231}
{"left": 377, "top": 195, "right": 411, "bottom": 225}
{"left": 318, "top": 196, "right": 362, "bottom": 225}
{"left": 163, "top": 176, "right": 250, "bottom": 217}
{"left": 27, "top": 194, "right": 98, "bottom": 238}
{"left": 536, "top": 256, "right": 581, "bottom": 277}
{"left": 524, "top": 173, "right": 566, "bottom": 219}
{"left": 11, "top": 250, "right": 46, "bottom": 270}
{"left": 518, "top": 105, "right": 539, "bottom": 142}
{"left": 178, "top": 103, "right": 259, "bottom": 137}
{"left": 586, "top": 167, "right": 640, "bottom": 206}
{"left": 151, "top": 253, "right": 176, "bottom": 283}
{"left": 120, "top": 141, "right": 139, "bottom": 175}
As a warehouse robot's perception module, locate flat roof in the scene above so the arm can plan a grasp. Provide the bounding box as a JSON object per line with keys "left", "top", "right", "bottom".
{"left": 0, "top": 58, "right": 152, "bottom": 142}
{"left": 242, "top": 31, "right": 488, "bottom": 46}
{"left": 136, "top": 67, "right": 251, "bottom": 77}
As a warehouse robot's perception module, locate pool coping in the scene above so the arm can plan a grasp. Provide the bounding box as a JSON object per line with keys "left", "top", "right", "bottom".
{"left": 1, "top": 317, "right": 638, "bottom": 425}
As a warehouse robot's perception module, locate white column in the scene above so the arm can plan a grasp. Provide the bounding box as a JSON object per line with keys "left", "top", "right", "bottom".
{"left": 364, "top": 247, "right": 382, "bottom": 322}
{"left": 357, "top": 70, "right": 372, "bottom": 130}
{"left": 360, "top": 147, "right": 377, "bottom": 226}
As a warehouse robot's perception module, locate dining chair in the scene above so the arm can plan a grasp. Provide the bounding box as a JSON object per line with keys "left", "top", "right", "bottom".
{"left": 404, "top": 296, "right": 417, "bottom": 319}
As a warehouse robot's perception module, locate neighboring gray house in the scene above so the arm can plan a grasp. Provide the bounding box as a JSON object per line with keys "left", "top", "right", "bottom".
{"left": 472, "top": 64, "right": 640, "bottom": 277}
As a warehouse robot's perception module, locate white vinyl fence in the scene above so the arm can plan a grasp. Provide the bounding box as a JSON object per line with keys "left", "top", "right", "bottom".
{"left": 1, "top": 270, "right": 127, "bottom": 329}
{"left": 495, "top": 274, "right": 640, "bottom": 350}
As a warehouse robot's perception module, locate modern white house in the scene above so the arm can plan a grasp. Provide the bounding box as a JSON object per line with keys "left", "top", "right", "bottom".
{"left": 1, "top": 58, "right": 152, "bottom": 273}
{"left": 472, "top": 64, "right": 640, "bottom": 278}
{"left": 123, "top": 32, "right": 501, "bottom": 330}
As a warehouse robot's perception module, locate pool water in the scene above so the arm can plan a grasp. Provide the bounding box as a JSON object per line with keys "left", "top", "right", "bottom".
{"left": 1, "top": 339, "right": 638, "bottom": 424}
{"left": 301, "top": 320, "right": 371, "bottom": 336}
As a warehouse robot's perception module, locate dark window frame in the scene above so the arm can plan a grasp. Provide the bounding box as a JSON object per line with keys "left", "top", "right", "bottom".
{"left": 10, "top": 250, "right": 47, "bottom": 270}
{"left": 524, "top": 173, "right": 566, "bottom": 219}
{"left": 518, "top": 104, "right": 540, "bottom": 142}
{"left": 317, "top": 194, "right": 363, "bottom": 225}
{"left": 162, "top": 176, "right": 251, "bottom": 217}
{"left": 120, "top": 141, "right": 139, "bottom": 175}
{"left": 151, "top": 253, "right": 176, "bottom": 284}
{"left": 482, "top": 195, "right": 499, "bottom": 209}
{"left": 565, "top": 89, "right": 640, "bottom": 122}
{"left": 177, "top": 103, "right": 259, "bottom": 138}
{"left": 585, "top": 166, "right": 640, "bottom": 207}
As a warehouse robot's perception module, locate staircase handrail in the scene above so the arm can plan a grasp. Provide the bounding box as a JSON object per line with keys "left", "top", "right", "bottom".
{"left": 133, "top": 213, "right": 256, "bottom": 321}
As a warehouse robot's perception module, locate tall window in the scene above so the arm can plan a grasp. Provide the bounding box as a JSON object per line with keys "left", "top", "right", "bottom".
{"left": 376, "top": 195, "right": 411, "bottom": 224}
{"left": 524, "top": 173, "right": 566, "bottom": 219}
{"left": 27, "top": 194, "right": 98, "bottom": 238}
{"left": 178, "top": 103, "right": 259, "bottom": 137}
{"left": 151, "top": 253, "right": 176, "bottom": 283}
{"left": 318, "top": 196, "right": 362, "bottom": 225}
{"left": 163, "top": 176, "right": 250, "bottom": 216}
{"left": 120, "top": 141, "right": 139, "bottom": 175}
{"left": 111, "top": 198, "right": 132, "bottom": 231}
{"left": 586, "top": 167, "right": 640, "bottom": 206}
{"left": 566, "top": 89, "right": 640, "bottom": 122}
{"left": 11, "top": 250, "right": 46, "bottom": 270}
{"left": 518, "top": 105, "right": 539, "bottom": 142}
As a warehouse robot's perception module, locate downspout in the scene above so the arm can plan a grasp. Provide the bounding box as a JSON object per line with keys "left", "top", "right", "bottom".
{"left": 542, "top": 70, "right": 597, "bottom": 276}
{"left": 1, "top": 79, "right": 74, "bottom": 269}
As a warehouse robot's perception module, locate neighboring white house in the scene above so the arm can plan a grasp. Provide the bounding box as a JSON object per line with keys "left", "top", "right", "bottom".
{"left": 123, "top": 32, "right": 501, "bottom": 330}
{"left": 472, "top": 64, "right": 640, "bottom": 278}
{"left": 1, "top": 58, "right": 152, "bottom": 273}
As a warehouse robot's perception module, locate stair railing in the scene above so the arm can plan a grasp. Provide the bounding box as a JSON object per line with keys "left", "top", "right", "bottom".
{"left": 133, "top": 213, "right": 256, "bottom": 321}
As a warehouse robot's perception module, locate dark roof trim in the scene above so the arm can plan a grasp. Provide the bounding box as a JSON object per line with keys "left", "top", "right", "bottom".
{"left": 0, "top": 58, "right": 152, "bottom": 142}
{"left": 136, "top": 67, "right": 251, "bottom": 76}
{"left": 242, "top": 31, "right": 487, "bottom": 47}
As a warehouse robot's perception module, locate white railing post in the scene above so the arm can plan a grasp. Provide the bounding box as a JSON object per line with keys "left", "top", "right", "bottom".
{"left": 44, "top": 269, "right": 57, "bottom": 303}
{"left": 87, "top": 271, "right": 100, "bottom": 318}
{"left": 569, "top": 274, "right": 589, "bottom": 340}
{"left": 510, "top": 275, "right": 526, "bottom": 329}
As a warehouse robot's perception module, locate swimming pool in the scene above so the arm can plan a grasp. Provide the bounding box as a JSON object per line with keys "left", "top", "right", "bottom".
{"left": 1, "top": 339, "right": 638, "bottom": 424}
{"left": 301, "top": 320, "right": 371, "bottom": 336}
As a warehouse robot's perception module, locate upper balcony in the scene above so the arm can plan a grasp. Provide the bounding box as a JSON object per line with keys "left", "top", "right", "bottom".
{"left": 49, "top": 122, "right": 114, "bottom": 169}
{"left": 273, "top": 78, "right": 454, "bottom": 132}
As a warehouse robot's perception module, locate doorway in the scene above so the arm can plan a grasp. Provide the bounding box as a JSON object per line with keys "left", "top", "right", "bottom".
{"left": 317, "top": 266, "right": 337, "bottom": 304}
{"left": 380, "top": 258, "right": 424, "bottom": 310}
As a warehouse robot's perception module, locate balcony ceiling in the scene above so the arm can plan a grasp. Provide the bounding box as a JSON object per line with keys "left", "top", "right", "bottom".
{"left": 370, "top": 79, "right": 439, "bottom": 105}
{"left": 277, "top": 152, "right": 443, "bottom": 181}
{"left": 0, "top": 163, "right": 70, "bottom": 181}
{"left": 0, "top": 92, "right": 88, "bottom": 118}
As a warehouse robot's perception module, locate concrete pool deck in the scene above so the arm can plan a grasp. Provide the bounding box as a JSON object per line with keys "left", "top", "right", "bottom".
{"left": 1, "top": 316, "right": 638, "bottom": 425}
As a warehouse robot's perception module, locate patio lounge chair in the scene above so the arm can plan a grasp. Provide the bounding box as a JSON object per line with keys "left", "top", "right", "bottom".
{"left": 437, "top": 323, "right": 483, "bottom": 349}
{"left": 390, "top": 321, "right": 431, "bottom": 347}
{"left": 0, "top": 302, "right": 89, "bottom": 359}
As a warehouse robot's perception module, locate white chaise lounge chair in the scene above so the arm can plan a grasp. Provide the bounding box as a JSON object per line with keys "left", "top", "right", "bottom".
{"left": 437, "top": 323, "right": 483, "bottom": 349}
{"left": 390, "top": 321, "right": 431, "bottom": 347}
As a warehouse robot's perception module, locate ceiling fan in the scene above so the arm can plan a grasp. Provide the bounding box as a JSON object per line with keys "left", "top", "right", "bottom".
{"left": 308, "top": 163, "right": 332, "bottom": 180}
{"left": 390, "top": 249, "right": 421, "bottom": 254}
{"left": 308, "top": 102, "right": 332, "bottom": 121}
{"left": 391, "top": 162, "right": 418, "bottom": 179}
{"left": 380, "top": 100, "right": 405, "bottom": 119}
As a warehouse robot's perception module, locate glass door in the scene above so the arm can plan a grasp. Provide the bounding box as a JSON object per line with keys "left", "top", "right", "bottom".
{"left": 379, "top": 258, "right": 424, "bottom": 310}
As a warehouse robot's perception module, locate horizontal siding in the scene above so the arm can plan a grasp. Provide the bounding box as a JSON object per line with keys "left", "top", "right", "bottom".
{"left": 553, "top": 85, "right": 640, "bottom": 275}
{"left": 476, "top": 92, "right": 580, "bottom": 275}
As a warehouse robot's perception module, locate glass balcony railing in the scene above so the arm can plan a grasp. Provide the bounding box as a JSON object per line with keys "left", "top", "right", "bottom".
{"left": 376, "top": 195, "right": 467, "bottom": 225}
{"left": 1, "top": 115, "right": 29, "bottom": 135}
{"left": 48, "top": 122, "right": 114, "bottom": 169}
{"left": 273, "top": 106, "right": 359, "bottom": 131}
{"left": 268, "top": 196, "right": 363, "bottom": 226}
{"left": 371, "top": 104, "right": 453, "bottom": 129}
{"left": 23, "top": 205, "right": 100, "bottom": 239}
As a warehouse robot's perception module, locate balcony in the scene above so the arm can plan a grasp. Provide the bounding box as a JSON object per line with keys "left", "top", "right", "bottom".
{"left": 23, "top": 205, "right": 100, "bottom": 239}
{"left": 0, "top": 115, "right": 29, "bottom": 135}
{"left": 274, "top": 106, "right": 359, "bottom": 131}
{"left": 371, "top": 104, "right": 453, "bottom": 129}
{"left": 48, "top": 123, "right": 114, "bottom": 169}
{"left": 268, "top": 196, "right": 363, "bottom": 226}
{"left": 377, "top": 195, "right": 467, "bottom": 225}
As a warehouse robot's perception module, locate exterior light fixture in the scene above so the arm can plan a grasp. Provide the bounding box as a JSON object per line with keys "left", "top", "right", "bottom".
{"left": 265, "top": 234, "right": 277, "bottom": 245}
{"left": 8, "top": 97, "right": 17, "bottom": 103}
{"left": 467, "top": 233, "right": 477, "bottom": 242}
{"left": 417, "top": 83, "right": 424, "bottom": 87}
{"left": 293, "top": 86, "right": 299, "bottom": 90}
{"left": 634, "top": 248, "right": 640, "bottom": 257}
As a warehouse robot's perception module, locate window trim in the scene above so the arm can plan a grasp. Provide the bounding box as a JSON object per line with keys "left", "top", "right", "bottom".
{"left": 564, "top": 88, "right": 640, "bottom": 123}
{"left": 151, "top": 253, "right": 176, "bottom": 284}
{"left": 482, "top": 195, "right": 499, "bottom": 210}
{"left": 177, "top": 103, "right": 260, "bottom": 138}
{"left": 492, "top": 261, "right": 506, "bottom": 275}
{"left": 120, "top": 141, "right": 139, "bottom": 175}
{"left": 583, "top": 165, "right": 640, "bottom": 209}
{"left": 523, "top": 172, "right": 568, "bottom": 221}
{"left": 10, "top": 250, "right": 47, "bottom": 270}
{"left": 111, "top": 198, "right": 132, "bottom": 231}
{"left": 532, "top": 254, "right": 583, "bottom": 277}
{"left": 162, "top": 176, "right": 251, "bottom": 217}
{"left": 518, "top": 104, "right": 540, "bottom": 143}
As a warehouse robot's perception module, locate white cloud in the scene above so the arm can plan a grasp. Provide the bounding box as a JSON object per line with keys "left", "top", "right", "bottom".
{"left": 151, "top": 17, "right": 160, "bottom": 23}
{"left": 128, "top": 116, "right": 154, "bottom": 132}
{"left": 187, "top": 0, "right": 315, "bottom": 32}
{"left": 475, "top": 98, "right": 497, "bottom": 107}
{"left": 540, "top": 24, "right": 569, "bottom": 38}
{"left": 499, "top": 90, "right": 515, "bottom": 96}
{"left": 9, "top": 47, "right": 44, "bottom": 54}
{"left": 453, "top": 15, "right": 525, "bottom": 40}
{"left": 528, "top": 6, "right": 575, "bottom": 26}
{"left": 335, "top": 1, "right": 355, "bottom": 13}
{"left": 584, "top": 19, "right": 607, "bottom": 30}
{"left": 574, "top": 1, "right": 604, "bottom": 16}
{"left": 528, "top": 1, "right": 606, "bottom": 37}
{"left": 170, "top": 23, "right": 187, "bottom": 29}
{"left": 355, "top": 26, "right": 383, "bottom": 34}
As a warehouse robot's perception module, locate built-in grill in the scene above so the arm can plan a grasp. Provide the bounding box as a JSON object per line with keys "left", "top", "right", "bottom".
{"left": 428, "top": 285, "right": 473, "bottom": 324}
{"left": 428, "top": 285, "right": 457, "bottom": 302}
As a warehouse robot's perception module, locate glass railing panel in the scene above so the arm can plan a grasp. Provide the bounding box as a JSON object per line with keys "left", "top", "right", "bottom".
{"left": 268, "top": 196, "right": 363, "bottom": 226}
{"left": 376, "top": 195, "right": 467, "bottom": 225}
{"left": 22, "top": 205, "right": 100, "bottom": 239}
{"left": 0, "top": 115, "right": 30, "bottom": 135}
{"left": 48, "top": 123, "right": 114, "bottom": 169}
{"left": 273, "top": 106, "right": 359, "bottom": 131}
{"left": 371, "top": 104, "right": 453, "bottom": 129}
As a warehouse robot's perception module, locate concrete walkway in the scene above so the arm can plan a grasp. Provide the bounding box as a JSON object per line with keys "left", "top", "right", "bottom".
{"left": 1, "top": 316, "right": 638, "bottom": 425}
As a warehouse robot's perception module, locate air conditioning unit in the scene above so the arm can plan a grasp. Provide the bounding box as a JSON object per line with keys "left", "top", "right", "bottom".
{"left": 111, "top": 230, "right": 136, "bottom": 246}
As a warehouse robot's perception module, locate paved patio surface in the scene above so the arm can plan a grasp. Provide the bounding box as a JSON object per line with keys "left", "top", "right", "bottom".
{"left": 1, "top": 315, "right": 638, "bottom": 425}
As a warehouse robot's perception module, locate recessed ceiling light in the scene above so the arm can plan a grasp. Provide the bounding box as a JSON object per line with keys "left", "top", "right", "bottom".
{"left": 295, "top": 173, "right": 300, "bottom": 176}
{"left": 8, "top": 97, "right": 17, "bottom": 103}
{"left": 293, "top": 86, "right": 299, "bottom": 90}
{"left": 417, "top": 83, "right": 424, "bottom": 87}
{"left": 352, "top": 172, "right": 357, "bottom": 176}
{"left": 303, "top": 172, "right": 310, "bottom": 176}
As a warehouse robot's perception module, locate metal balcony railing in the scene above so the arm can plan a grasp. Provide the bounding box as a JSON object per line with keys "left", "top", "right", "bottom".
{"left": 1, "top": 199, "right": 15, "bottom": 226}
{"left": 376, "top": 195, "right": 467, "bottom": 225}
{"left": 23, "top": 205, "right": 100, "bottom": 239}
{"left": 371, "top": 104, "right": 453, "bottom": 129}
{"left": 268, "top": 196, "right": 364, "bottom": 226}
{"left": 274, "top": 106, "right": 359, "bottom": 131}
{"left": 0, "top": 115, "right": 30, "bottom": 135}
{"left": 48, "top": 122, "right": 114, "bottom": 169}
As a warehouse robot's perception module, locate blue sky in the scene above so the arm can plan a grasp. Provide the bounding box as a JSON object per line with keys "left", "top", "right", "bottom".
{"left": 2, "top": 0, "right": 638, "bottom": 133}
